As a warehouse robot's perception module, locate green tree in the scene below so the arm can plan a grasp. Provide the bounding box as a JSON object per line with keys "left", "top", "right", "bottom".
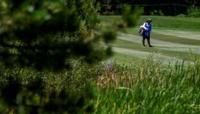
{"left": 0, "top": 0, "right": 141, "bottom": 113}
{"left": 0, "top": 0, "right": 115, "bottom": 114}
{"left": 0, "top": 0, "right": 112, "bottom": 70}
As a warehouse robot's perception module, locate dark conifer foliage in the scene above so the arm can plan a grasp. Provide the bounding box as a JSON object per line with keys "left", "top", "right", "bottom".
{"left": 0, "top": 1, "right": 117, "bottom": 113}
{"left": 0, "top": 0, "right": 112, "bottom": 70}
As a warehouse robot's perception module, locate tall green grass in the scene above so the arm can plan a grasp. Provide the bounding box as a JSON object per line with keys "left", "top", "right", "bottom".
{"left": 94, "top": 58, "right": 200, "bottom": 114}
{"left": 1, "top": 56, "right": 200, "bottom": 114}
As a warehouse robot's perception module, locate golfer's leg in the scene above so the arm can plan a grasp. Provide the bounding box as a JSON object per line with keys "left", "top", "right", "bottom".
{"left": 147, "top": 36, "right": 152, "bottom": 47}
{"left": 142, "top": 36, "right": 145, "bottom": 47}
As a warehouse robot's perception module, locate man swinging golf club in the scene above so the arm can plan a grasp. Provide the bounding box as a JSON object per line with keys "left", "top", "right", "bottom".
{"left": 139, "top": 18, "right": 153, "bottom": 47}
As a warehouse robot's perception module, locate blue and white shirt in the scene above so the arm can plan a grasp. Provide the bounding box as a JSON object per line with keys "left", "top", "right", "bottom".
{"left": 141, "top": 22, "right": 152, "bottom": 37}
{"left": 141, "top": 22, "right": 152, "bottom": 32}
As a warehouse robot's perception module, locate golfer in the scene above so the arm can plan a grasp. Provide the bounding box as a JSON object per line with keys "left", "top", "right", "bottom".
{"left": 140, "top": 18, "right": 153, "bottom": 47}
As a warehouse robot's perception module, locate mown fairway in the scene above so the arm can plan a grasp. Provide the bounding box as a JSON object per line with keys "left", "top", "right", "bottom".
{"left": 112, "top": 28, "right": 200, "bottom": 65}
{"left": 109, "top": 16, "right": 200, "bottom": 65}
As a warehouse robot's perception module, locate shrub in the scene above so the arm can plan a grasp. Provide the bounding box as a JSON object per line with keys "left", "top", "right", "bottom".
{"left": 0, "top": 61, "right": 103, "bottom": 114}
{"left": 150, "top": 10, "right": 164, "bottom": 16}
{"left": 0, "top": 0, "right": 114, "bottom": 70}
{"left": 121, "top": 5, "right": 143, "bottom": 27}
{"left": 187, "top": 7, "right": 200, "bottom": 17}
{"left": 0, "top": 0, "right": 116, "bottom": 113}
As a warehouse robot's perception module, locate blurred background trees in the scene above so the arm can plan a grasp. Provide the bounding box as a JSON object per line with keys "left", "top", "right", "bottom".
{"left": 97, "top": 0, "right": 200, "bottom": 16}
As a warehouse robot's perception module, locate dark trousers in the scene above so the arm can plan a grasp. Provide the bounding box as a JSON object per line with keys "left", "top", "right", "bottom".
{"left": 142, "top": 32, "right": 151, "bottom": 47}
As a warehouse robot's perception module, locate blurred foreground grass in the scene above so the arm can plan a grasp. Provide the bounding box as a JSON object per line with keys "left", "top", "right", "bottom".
{"left": 95, "top": 57, "right": 200, "bottom": 114}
